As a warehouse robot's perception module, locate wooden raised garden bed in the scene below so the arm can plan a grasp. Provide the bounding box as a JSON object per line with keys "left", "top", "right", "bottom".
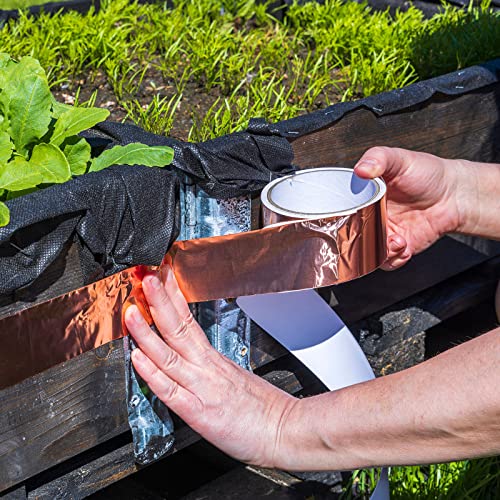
{"left": 1, "top": 56, "right": 500, "bottom": 498}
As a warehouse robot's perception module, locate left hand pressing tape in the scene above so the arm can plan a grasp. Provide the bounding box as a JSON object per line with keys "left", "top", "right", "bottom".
{"left": 0, "top": 167, "right": 389, "bottom": 497}
{"left": 0, "top": 167, "right": 387, "bottom": 387}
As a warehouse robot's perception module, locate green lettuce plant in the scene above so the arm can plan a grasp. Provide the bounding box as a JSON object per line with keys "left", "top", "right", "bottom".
{"left": 0, "top": 53, "right": 174, "bottom": 227}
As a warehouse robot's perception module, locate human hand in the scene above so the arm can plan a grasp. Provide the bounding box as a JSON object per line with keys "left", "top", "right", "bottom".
{"left": 354, "top": 147, "right": 463, "bottom": 269}
{"left": 124, "top": 269, "right": 299, "bottom": 469}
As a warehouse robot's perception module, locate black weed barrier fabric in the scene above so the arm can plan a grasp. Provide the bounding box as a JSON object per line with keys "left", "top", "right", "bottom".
{"left": 0, "top": 129, "right": 294, "bottom": 311}
{"left": 1, "top": 58, "right": 499, "bottom": 313}
{"left": 84, "top": 122, "right": 295, "bottom": 199}
{"left": 270, "top": 0, "right": 500, "bottom": 19}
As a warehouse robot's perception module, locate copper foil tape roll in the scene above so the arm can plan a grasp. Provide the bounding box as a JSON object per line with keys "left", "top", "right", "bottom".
{"left": 0, "top": 168, "right": 387, "bottom": 390}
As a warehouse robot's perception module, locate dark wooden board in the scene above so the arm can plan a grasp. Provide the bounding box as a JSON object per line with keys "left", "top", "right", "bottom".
{"left": 3, "top": 240, "right": 497, "bottom": 493}
{"left": 2, "top": 251, "right": 498, "bottom": 496}
{"left": 352, "top": 257, "right": 500, "bottom": 356}
{"left": 290, "top": 86, "right": 500, "bottom": 168}
{"left": 0, "top": 341, "right": 128, "bottom": 492}
{"left": 333, "top": 236, "right": 491, "bottom": 324}
{"left": 21, "top": 370, "right": 303, "bottom": 499}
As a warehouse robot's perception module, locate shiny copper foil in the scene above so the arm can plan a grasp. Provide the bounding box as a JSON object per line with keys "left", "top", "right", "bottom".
{"left": 164, "top": 202, "right": 386, "bottom": 303}
{"left": 0, "top": 182, "right": 386, "bottom": 390}
{"left": 0, "top": 266, "right": 156, "bottom": 390}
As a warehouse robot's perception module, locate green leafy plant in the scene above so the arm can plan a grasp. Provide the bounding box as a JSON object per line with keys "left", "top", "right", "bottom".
{"left": 0, "top": 53, "right": 173, "bottom": 227}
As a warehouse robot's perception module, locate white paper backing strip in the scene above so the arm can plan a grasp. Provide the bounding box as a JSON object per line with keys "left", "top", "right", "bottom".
{"left": 237, "top": 290, "right": 389, "bottom": 499}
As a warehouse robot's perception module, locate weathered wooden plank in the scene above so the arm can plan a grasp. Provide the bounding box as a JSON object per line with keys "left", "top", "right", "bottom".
{"left": 26, "top": 427, "right": 199, "bottom": 500}
{"left": 0, "top": 485, "right": 26, "bottom": 499}
{"left": 22, "top": 370, "right": 303, "bottom": 499}
{"left": 350, "top": 255, "right": 500, "bottom": 356}
{"left": 290, "top": 86, "right": 500, "bottom": 168}
{"left": 2, "top": 240, "right": 498, "bottom": 493}
{"left": 4, "top": 250, "right": 498, "bottom": 495}
{"left": 333, "top": 236, "right": 492, "bottom": 325}
{"left": 0, "top": 341, "right": 128, "bottom": 492}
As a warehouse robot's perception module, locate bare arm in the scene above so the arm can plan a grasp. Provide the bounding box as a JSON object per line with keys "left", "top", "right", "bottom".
{"left": 125, "top": 273, "right": 500, "bottom": 471}
{"left": 277, "top": 329, "right": 500, "bottom": 471}
{"left": 124, "top": 148, "right": 500, "bottom": 471}
{"left": 455, "top": 159, "right": 500, "bottom": 240}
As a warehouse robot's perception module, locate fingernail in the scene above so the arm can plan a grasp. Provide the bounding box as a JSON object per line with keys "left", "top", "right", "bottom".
{"left": 147, "top": 274, "right": 161, "bottom": 290}
{"left": 126, "top": 306, "right": 143, "bottom": 326}
{"left": 165, "top": 266, "right": 174, "bottom": 284}
{"left": 132, "top": 348, "right": 145, "bottom": 363}
{"left": 389, "top": 237, "right": 405, "bottom": 252}
{"left": 354, "top": 158, "right": 378, "bottom": 170}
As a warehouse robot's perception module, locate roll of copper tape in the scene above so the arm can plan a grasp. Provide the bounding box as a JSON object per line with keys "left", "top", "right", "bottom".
{"left": 0, "top": 168, "right": 387, "bottom": 389}
{"left": 164, "top": 168, "right": 387, "bottom": 302}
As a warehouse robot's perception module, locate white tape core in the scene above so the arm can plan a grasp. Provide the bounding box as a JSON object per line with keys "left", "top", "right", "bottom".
{"left": 262, "top": 167, "right": 386, "bottom": 218}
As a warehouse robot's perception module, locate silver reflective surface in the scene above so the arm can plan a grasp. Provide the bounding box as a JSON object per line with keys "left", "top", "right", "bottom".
{"left": 126, "top": 178, "right": 251, "bottom": 464}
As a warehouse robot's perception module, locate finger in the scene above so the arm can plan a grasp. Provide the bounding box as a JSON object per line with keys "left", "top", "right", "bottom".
{"left": 162, "top": 265, "right": 197, "bottom": 321}
{"left": 381, "top": 250, "right": 412, "bottom": 271}
{"left": 131, "top": 348, "right": 202, "bottom": 422}
{"left": 353, "top": 146, "right": 414, "bottom": 181}
{"left": 142, "top": 270, "right": 212, "bottom": 358}
{"left": 125, "top": 305, "right": 199, "bottom": 387}
{"left": 387, "top": 234, "right": 407, "bottom": 260}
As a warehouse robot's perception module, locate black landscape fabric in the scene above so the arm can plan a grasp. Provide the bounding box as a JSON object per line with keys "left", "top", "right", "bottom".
{"left": 262, "top": 58, "right": 500, "bottom": 138}
{"left": 0, "top": 128, "right": 294, "bottom": 306}
{"left": 0, "top": 59, "right": 499, "bottom": 310}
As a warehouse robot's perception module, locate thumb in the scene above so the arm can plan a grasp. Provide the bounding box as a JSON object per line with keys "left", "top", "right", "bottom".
{"left": 354, "top": 147, "right": 415, "bottom": 181}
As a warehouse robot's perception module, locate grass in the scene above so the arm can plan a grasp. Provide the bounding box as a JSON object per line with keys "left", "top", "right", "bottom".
{"left": 0, "top": 0, "right": 499, "bottom": 496}
{"left": 0, "top": 0, "right": 65, "bottom": 9}
{"left": 0, "top": 0, "right": 499, "bottom": 140}
{"left": 346, "top": 457, "right": 500, "bottom": 499}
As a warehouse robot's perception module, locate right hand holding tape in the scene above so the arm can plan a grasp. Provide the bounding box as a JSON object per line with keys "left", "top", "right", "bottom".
{"left": 354, "top": 146, "right": 463, "bottom": 270}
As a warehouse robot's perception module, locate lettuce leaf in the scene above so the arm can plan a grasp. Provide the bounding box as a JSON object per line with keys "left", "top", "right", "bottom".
{"left": 62, "top": 136, "right": 92, "bottom": 176}
{"left": 89, "top": 143, "right": 174, "bottom": 172}
{"left": 3, "top": 57, "right": 52, "bottom": 157}
{"left": 30, "top": 143, "right": 71, "bottom": 184}
{"left": 50, "top": 107, "right": 110, "bottom": 146}
{"left": 0, "top": 157, "right": 43, "bottom": 191}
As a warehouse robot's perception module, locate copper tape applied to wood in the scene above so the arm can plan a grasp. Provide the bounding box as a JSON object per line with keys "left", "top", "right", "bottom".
{"left": 0, "top": 168, "right": 387, "bottom": 390}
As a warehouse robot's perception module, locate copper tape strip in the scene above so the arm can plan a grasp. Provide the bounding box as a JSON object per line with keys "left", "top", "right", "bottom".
{"left": 0, "top": 170, "right": 387, "bottom": 390}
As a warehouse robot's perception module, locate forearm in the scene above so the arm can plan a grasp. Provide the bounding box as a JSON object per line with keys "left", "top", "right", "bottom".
{"left": 277, "top": 329, "right": 500, "bottom": 471}
{"left": 454, "top": 160, "right": 500, "bottom": 239}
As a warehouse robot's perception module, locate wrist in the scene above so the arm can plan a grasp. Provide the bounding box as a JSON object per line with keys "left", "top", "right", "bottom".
{"left": 270, "top": 393, "right": 343, "bottom": 471}
{"left": 450, "top": 159, "right": 480, "bottom": 235}
{"left": 269, "top": 395, "right": 304, "bottom": 470}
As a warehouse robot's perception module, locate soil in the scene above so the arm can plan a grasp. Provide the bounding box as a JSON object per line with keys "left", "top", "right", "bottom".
{"left": 52, "top": 58, "right": 345, "bottom": 143}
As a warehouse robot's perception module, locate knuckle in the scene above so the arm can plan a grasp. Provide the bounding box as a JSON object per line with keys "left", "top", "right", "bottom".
{"left": 160, "top": 349, "right": 179, "bottom": 372}
{"left": 184, "top": 312, "right": 196, "bottom": 328}
{"left": 365, "top": 145, "right": 390, "bottom": 159}
{"left": 171, "top": 318, "right": 189, "bottom": 339}
{"left": 161, "top": 382, "right": 179, "bottom": 402}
